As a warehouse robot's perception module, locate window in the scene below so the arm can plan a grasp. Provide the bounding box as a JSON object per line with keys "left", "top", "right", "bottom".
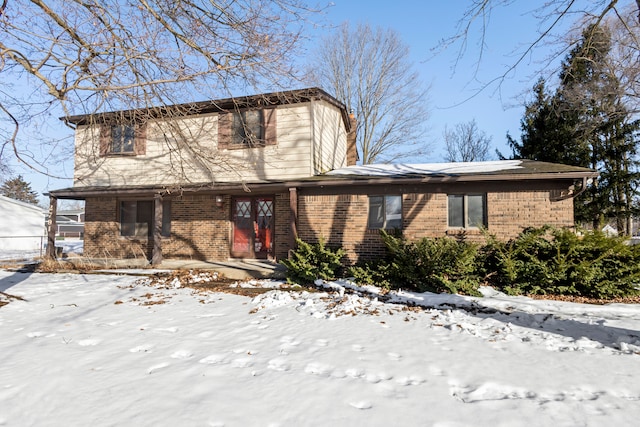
{"left": 448, "top": 194, "right": 486, "bottom": 229}
{"left": 120, "top": 200, "right": 171, "bottom": 238}
{"left": 218, "top": 108, "right": 276, "bottom": 149}
{"left": 232, "top": 110, "right": 263, "bottom": 145}
{"left": 111, "top": 125, "right": 135, "bottom": 153}
{"left": 100, "top": 123, "right": 146, "bottom": 156}
{"left": 368, "top": 195, "right": 402, "bottom": 229}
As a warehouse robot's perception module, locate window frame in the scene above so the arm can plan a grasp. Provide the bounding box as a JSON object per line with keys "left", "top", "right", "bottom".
{"left": 368, "top": 194, "right": 403, "bottom": 230}
{"left": 100, "top": 122, "right": 146, "bottom": 157}
{"left": 218, "top": 107, "right": 277, "bottom": 150}
{"left": 447, "top": 193, "right": 487, "bottom": 229}
{"left": 119, "top": 199, "right": 171, "bottom": 239}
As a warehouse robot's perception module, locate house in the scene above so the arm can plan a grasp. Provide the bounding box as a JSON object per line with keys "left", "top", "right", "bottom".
{"left": 46, "top": 209, "right": 85, "bottom": 239}
{"left": 0, "top": 195, "right": 46, "bottom": 253}
{"left": 47, "top": 87, "right": 598, "bottom": 265}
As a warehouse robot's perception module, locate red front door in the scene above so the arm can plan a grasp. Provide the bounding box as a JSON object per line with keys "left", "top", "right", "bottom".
{"left": 232, "top": 197, "right": 274, "bottom": 259}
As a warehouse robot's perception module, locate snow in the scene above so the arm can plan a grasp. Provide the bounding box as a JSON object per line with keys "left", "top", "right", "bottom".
{"left": 0, "top": 239, "right": 83, "bottom": 262}
{"left": 2, "top": 269, "right": 640, "bottom": 426}
{"left": 326, "top": 160, "right": 523, "bottom": 177}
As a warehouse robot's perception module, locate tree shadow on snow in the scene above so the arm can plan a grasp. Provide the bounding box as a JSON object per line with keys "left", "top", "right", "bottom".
{"left": 417, "top": 293, "right": 640, "bottom": 352}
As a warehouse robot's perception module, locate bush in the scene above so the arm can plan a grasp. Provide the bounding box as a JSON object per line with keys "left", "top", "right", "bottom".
{"left": 483, "top": 226, "right": 640, "bottom": 299}
{"left": 280, "top": 238, "right": 345, "bottom": 285}
{"left": 347, "top": 261, "right": 394, "bottom": 291}
{"left": 380, "top": 230, "right": 482, "bottom": 296}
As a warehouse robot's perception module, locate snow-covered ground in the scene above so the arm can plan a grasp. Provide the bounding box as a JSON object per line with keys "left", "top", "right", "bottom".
{"left": 1, "top": 269, "right": 639, "bottom": 426}
{"left": 0, "top": 239, "right": 83, "bottom": 262}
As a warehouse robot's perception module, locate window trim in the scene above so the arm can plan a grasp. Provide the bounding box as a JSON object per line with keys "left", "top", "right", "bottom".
{"left": 218, "top": 107, "right": 277, "bottom": 149}
{"left": 99, "top": 123, "right": 146, "bottom": 157}
{"left": 447, "top": 193, "right": 487, "bottom": 229}
{"left": 368, "top": 194, "right": 403, "bottom": 230}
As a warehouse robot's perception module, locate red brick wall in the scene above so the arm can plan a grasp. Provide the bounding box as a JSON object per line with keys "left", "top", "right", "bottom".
{"left": 296, "top": 190, "right": 575, "bottom": 264}
{"left": 83, "top": 188, "right": 575, "bottom": 264}
{"left": 84, "top": 197, "right": 152, "bottom": 260}
{"left": 84, "top": 195, "right": 232, "bottom": 261}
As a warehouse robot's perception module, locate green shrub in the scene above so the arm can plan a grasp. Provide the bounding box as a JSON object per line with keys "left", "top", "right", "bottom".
{"left": 483, "top": 226, "right": 640, "bottom": 299}
{"left": 381, "top": 230, "right": 482, "bottom": 296}
{"left": 347, "top": 261, "right": 393, "bottom": 290}
{"left": 280, "top": 238, "right": 345, "bottom": 285}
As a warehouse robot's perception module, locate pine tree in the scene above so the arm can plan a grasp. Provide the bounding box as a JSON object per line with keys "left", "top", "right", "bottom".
{"left": 509, "top": 24, "right": 640, "bottom": 233}
{"left": 0, "top": 175, "right": 39, "bottom": 205}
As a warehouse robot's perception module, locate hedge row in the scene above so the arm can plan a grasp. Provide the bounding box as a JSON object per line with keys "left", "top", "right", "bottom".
{"left": 281, "top": 227, "right": 640, "bottom": 299}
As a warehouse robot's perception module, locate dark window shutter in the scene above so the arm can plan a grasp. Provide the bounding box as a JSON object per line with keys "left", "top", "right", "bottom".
{"left": 264, "top": 108, "right": 277, "bottom": 145}
{"left": 218, "top": 112, "right": 232, "bottom": 149}
{"left": 99, "top": 125, "right": 110, "bottom": 156}
{"left": 134, "top": 123, "right": 146, "bottom": 155}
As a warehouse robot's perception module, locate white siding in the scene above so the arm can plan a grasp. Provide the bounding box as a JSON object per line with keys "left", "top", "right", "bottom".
{"left": 311, "top": 100, "right": 347, "bottom": 174}
{"left": 0, "top": 196, "right": 45, "bottom": 252}
{"left": 73, "top": 100, "right": 347, "bottom": 187}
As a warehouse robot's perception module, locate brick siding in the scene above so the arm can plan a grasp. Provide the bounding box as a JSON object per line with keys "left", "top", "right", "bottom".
{"left": 83, "top": 188, "right": 574, "bottom": 265}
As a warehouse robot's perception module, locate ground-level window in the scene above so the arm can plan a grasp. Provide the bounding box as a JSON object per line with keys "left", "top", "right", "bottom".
{"left": 447, "top": 194, "right": 487, "bottom": 229}
{"left": 368, "top": 195, "right": 402, "bottom": 229}
{"left": 120, "top": 200, "right": 171, "bottom": 238}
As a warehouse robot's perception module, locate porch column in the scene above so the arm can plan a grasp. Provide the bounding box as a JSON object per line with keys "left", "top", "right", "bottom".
{"left": 151, "top": 194, "right": 163, "bottom": 265}
{"left": 288, "top": 187, "right": 298, "bottom": 253}
{"left": 45, "top": 195, "right": 57, "bottom": 260}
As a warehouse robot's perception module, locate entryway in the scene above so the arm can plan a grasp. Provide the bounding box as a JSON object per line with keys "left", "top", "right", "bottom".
{"left": 231, "top": 196, "right": 274, "bottom": 259}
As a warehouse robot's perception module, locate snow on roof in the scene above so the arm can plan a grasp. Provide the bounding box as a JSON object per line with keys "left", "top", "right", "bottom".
{"left": 0, "top": 194, "right": 45, "bottom": 214}
{"left": 326, "top": 160, "right": 523, "bottom": 177}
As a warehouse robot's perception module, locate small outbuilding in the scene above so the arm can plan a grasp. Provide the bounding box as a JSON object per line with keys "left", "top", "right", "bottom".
{"left": 0, "top": 195, "right": 46, "bottom": 253}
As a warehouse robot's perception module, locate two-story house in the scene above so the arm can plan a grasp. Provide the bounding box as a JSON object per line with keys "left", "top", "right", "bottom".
{"left": 47, "top": 87, "right": 597, "bottom": 266}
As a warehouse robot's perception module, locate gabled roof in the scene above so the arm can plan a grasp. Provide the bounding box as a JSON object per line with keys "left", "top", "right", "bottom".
{"left": 62, "top": 87, "right": 352, "bottom": 131}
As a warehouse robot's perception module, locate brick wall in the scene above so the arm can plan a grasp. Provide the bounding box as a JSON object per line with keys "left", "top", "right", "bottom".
{"left": 296, "top": 190, "right": 575, "bottom": 264}
{"left": 84, "top": 197, "right": 152, "bottom": 259}
{"left": 84, "top": 195, "right": 232, "bottom": 261}
{"left": 83, "top": 188, "right": 575, "bottom": 264}
{"left": 163, "top": 194, "right": 230, "bottom": 260}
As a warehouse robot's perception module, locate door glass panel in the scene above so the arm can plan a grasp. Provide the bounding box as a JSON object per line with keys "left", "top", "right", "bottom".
{"left": 233, "top": 199, "right": 252, "bottom": 253}
{"left": 255, "top": 198, "right": 273, "bottom": 253}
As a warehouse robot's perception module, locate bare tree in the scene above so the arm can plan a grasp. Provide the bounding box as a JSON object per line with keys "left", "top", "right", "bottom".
{"left": 439, "top": 1, "right": 640, "bottom": 101}
{"left": 0, "top": 0, "right": 323, "bottom": 177}
{"left": 443, "top": 119, "right": 492, "bottom": 162}
{"left": 310, "top": 22, "right": 431, "bottom": 164}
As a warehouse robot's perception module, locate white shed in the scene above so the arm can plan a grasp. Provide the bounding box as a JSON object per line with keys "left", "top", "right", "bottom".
{"left": 0, "top": 195, "right": 46, "bottom": 252}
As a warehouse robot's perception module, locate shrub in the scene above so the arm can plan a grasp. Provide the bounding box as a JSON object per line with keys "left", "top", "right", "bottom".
{"left": 380, "top": 230, "right": 482, "bottom": 296}
{"left": 347, "top": 261, "right": 393, "bottom": 291}
{"left": 280, "top": 238, "right": 345, "bottom": 285}
{"left": 483, "top": 226, "right": 640, "bottom": 299}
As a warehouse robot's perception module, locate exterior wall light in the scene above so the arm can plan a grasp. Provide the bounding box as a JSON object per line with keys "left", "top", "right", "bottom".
{"left": 215, "top": 195, "right": 224, "bottom": 208}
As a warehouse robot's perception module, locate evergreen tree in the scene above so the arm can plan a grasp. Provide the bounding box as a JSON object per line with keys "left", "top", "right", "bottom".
{"left": 509, "top": 24, "right": 640, "bottom": 233}
{"left": 0, "top": 175, "right": 39, "bottom": 205}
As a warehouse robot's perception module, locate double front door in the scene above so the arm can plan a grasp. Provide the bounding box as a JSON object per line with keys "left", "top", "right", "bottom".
{"left": 231, "top": 197, "right": 274, "bottom": 259}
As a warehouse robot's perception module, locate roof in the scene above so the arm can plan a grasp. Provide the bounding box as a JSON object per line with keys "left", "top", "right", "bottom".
{"left": 48, "top": 160, "right": 597, "bottom": 200}
{"left": 62, "top": 87, "right": 352, "bottom": 131}
{"left": 325, "top": 160, "right": 597, "bottom": 179}
{"left": 0, "top": 195, "right": 45, "bottom": 214}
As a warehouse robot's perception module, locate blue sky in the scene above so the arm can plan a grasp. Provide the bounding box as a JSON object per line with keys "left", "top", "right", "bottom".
{"left": 12, "top": 1, "right": 560, "bottom": 204}
{"left": 315, "top": 1, "right": 553, "bottom": 161}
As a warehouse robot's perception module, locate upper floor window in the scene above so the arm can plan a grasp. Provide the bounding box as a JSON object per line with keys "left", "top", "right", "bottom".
{"left": 100, "top": 123, "right": 146, "bottom": 156}
{"left": 111, "top": 125, "right": 135, "bottom": 154}
{"left": 448, "top": 194, "right": 487, "bottom": 229}
{"left": 218, "top": 108, "right": 277, "bottom": 149}
{"left": 368, "top": 195, "right": 402, "bottom": 229}
{"left": 232, "top": 110, "right": 263, "bottom": 145}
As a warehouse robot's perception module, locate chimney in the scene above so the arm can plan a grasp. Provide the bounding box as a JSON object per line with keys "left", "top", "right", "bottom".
{"left": 346, "top": 112, "right": 358, "bottom": 166}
